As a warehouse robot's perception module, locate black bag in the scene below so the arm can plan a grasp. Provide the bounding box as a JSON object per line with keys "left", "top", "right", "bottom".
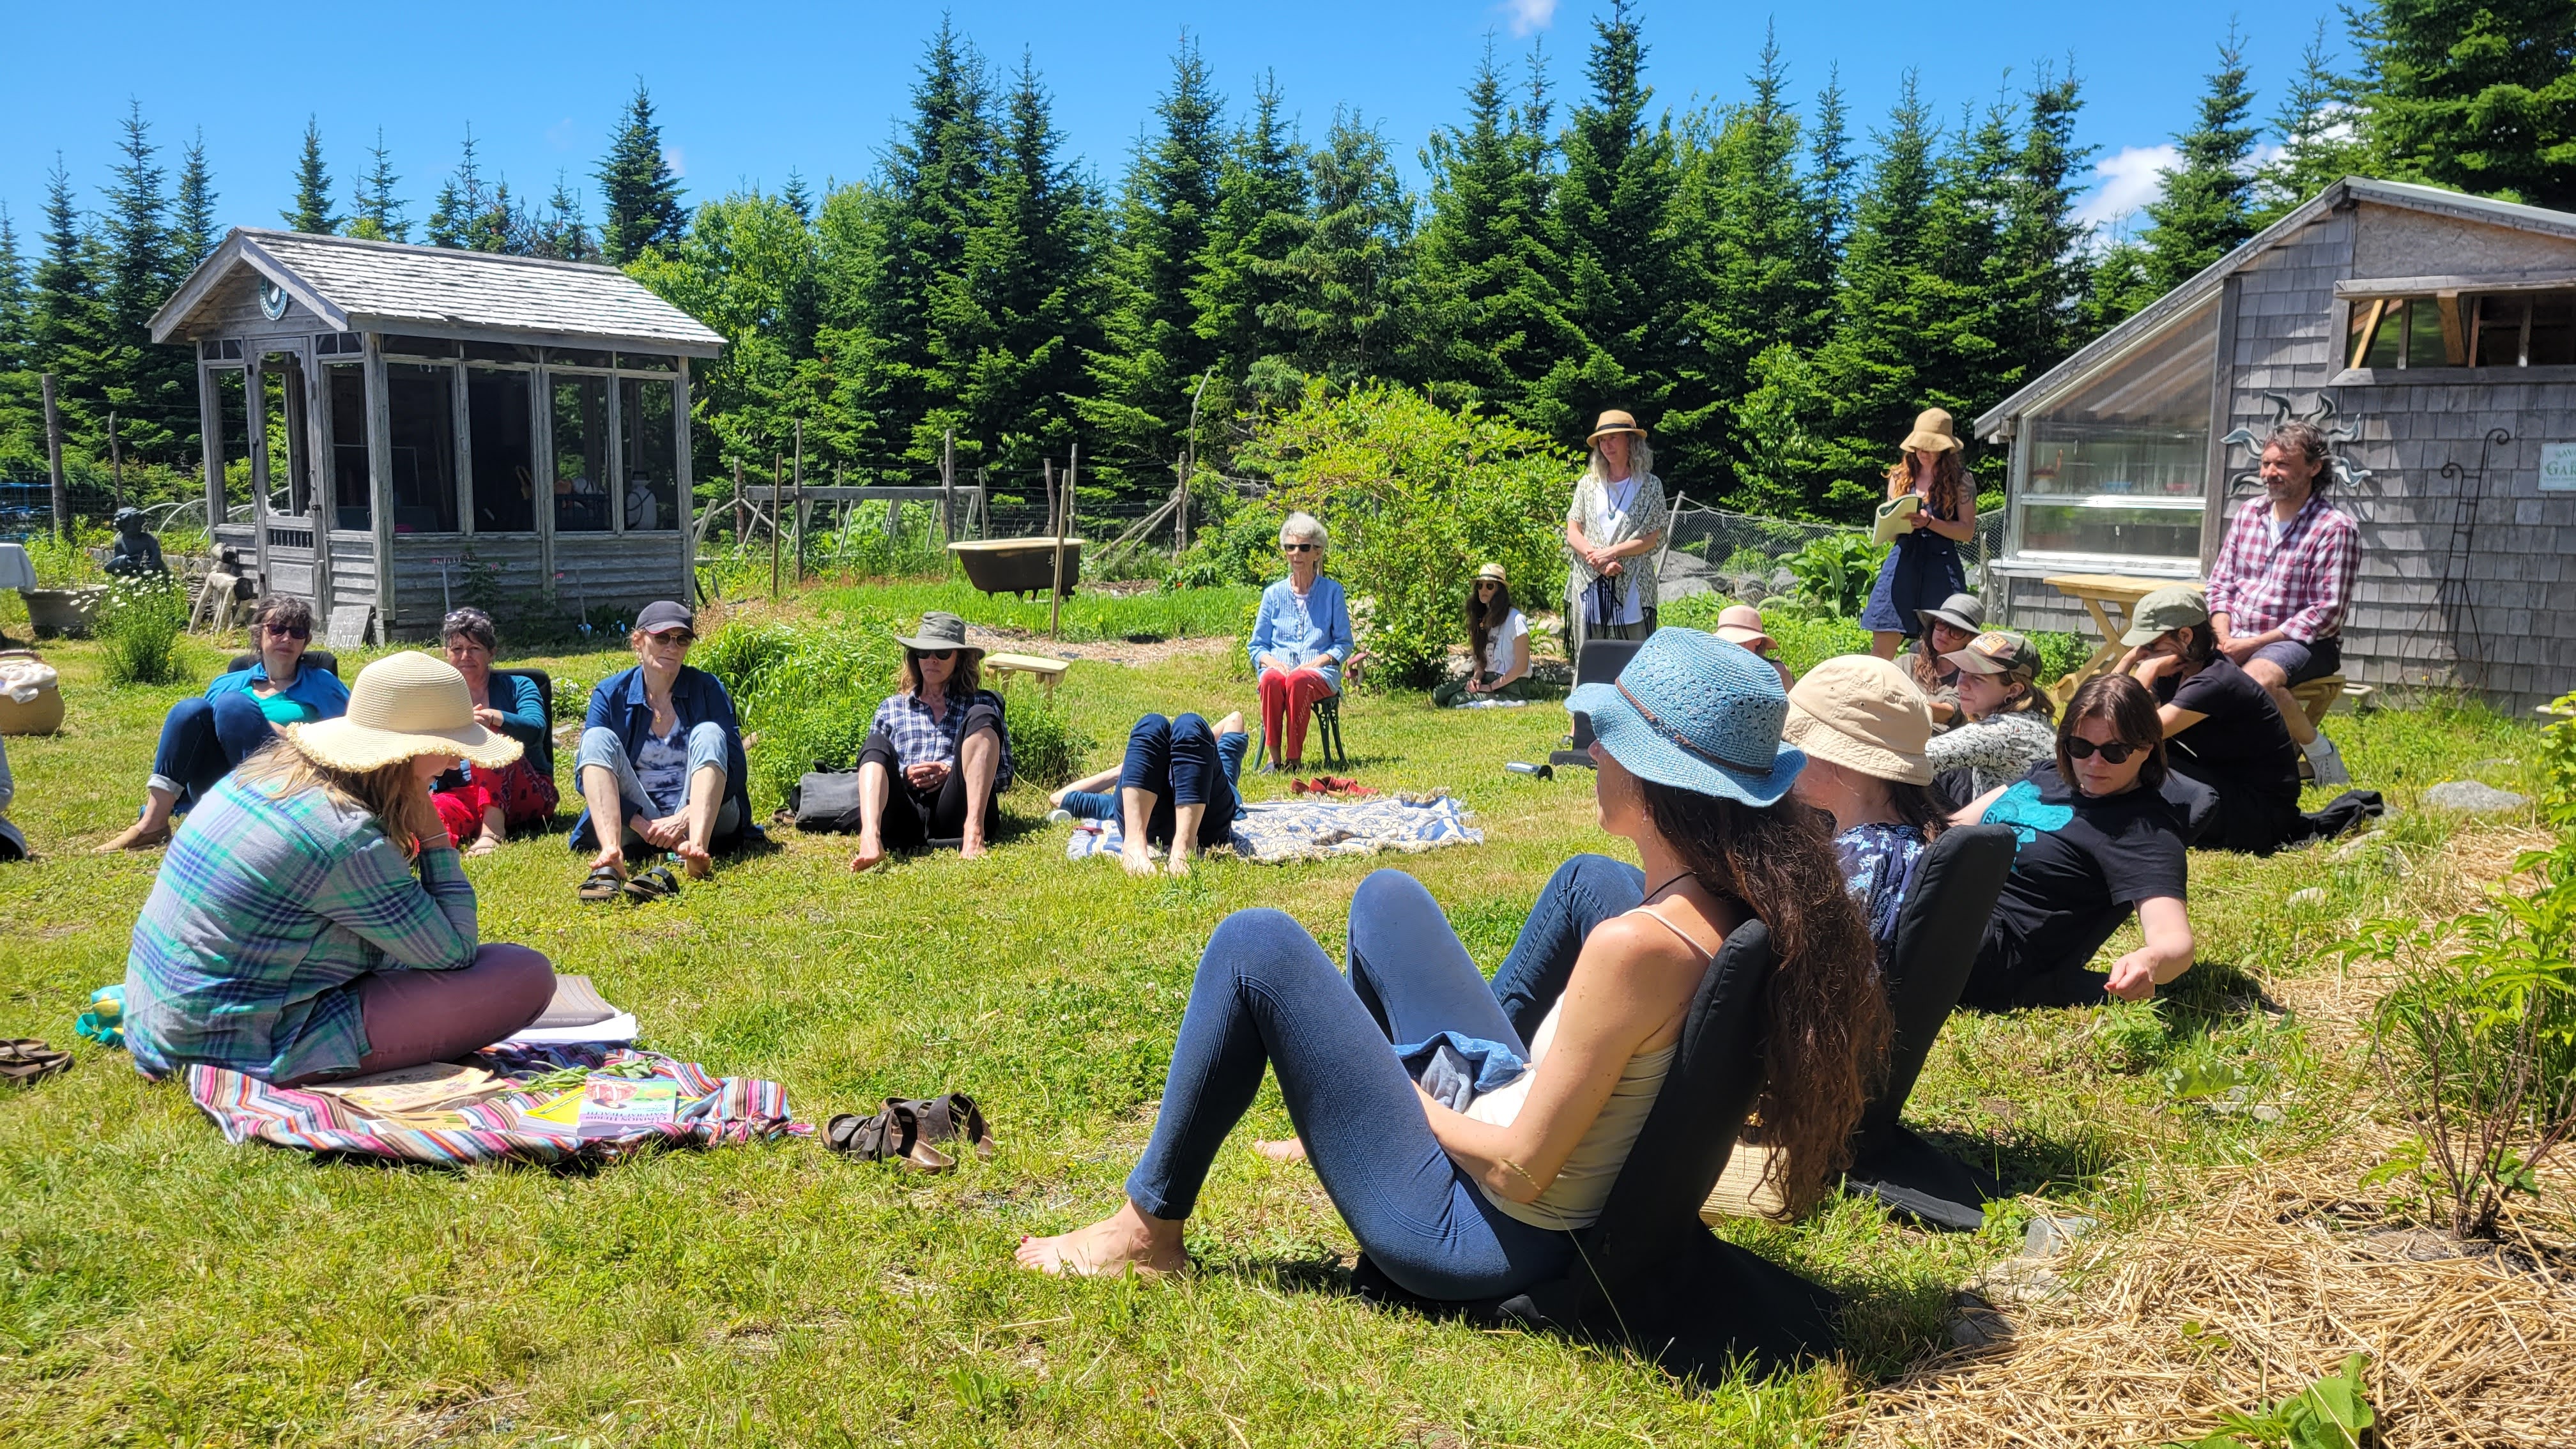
{"left": 787, "top": 770, "right": 867, "bottom": 832}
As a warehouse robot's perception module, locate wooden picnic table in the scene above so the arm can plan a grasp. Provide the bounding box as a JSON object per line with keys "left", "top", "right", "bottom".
{"left": 2042, "top": 572, "right": 2201, "bottom": 703}
{"left": 981, "top": 651, "right": 1071, "bottom": 704}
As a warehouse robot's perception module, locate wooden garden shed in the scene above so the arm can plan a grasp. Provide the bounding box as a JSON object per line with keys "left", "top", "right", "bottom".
{"left": 1975, "top": 177, "right": 2576, "bottom": 713}
{"left": 149, "top": 228, "right": 723, "bottom": 636}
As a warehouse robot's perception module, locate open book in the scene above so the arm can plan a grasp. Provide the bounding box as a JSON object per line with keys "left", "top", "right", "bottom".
{"left": 1871, "top": 493, "right": 1922, "bottom": 546}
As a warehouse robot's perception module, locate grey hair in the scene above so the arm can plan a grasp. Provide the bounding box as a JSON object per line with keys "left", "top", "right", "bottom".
{"left": 2264, "top": 420, "right": 2332, "bottom": 484}
{"left": 1280, "top": 510, "right": 1330, "bottom": 550}
{"left": 1585, "top": 436, "right": 1654, "bottom": 484}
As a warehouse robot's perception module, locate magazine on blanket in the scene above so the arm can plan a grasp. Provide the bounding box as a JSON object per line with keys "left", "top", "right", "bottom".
{"left": 574, "top": 1076, "right": 678, "bottom": 1138}
{"left": 306, "top": 1062, "right": 516, "bottom": 1130}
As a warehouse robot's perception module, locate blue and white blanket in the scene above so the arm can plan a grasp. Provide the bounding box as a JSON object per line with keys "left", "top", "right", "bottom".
{"left": 1064, "top": 790, "right": 1483, "bottom": 865}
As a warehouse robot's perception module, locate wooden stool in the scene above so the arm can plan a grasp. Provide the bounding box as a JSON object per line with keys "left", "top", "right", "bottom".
{"left": 2288, "top": 675, "right": 2347, "bottom": 731}
{"left": 981, "top": 652, "right": 1071, "bottom": 705}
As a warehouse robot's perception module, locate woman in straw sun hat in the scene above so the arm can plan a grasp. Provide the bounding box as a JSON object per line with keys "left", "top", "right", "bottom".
{"left": 121, "top": 652, "right": 555, "bottom": 1085}
{"left": 1016, "top": 627, "right": 1888, "bottom": 1280}
{"left": 1859, "top": 408, "right": 1979, "bottom": 662}
{"left": 1781, "top": 654, "right": 1947, "bottom": 957}
{"left": 1563, "top": 410, "right": 1669, "bottom": 652}
{"left": 1434, "top": 563, "right": 1533, "bottom": 707}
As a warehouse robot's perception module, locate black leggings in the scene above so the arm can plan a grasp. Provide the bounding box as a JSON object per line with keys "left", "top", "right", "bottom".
{"left": 860, "top": 702, "right": 1004, "bottom": 848}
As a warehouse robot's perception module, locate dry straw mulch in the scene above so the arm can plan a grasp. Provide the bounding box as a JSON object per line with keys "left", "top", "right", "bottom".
{"left": 1838, "top": 1165, "right": 2575, "bottom": 1446}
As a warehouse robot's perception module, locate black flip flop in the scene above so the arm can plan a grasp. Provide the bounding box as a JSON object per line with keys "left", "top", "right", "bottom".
{"left": 622, "top": 866, "right": 680, "bottom": 903}
{"left": 0, "top": 1039, "right": 73, "bottom": 1088}
{"left": 896, "top": 1091, "right": 997, "bottom": 1161}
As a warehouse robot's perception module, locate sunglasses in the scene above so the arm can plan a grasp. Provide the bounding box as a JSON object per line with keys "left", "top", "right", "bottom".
{"left": 1281, "top": 542, "right": 1319, "bottom": 553}
{"left": 264, "top": 625, "right": 310, "bottom": 640}
{"left": 913, "top": 648, "right": 957, "bottom": 661}
{"left": 2065, "top": 736, "right": 2143, "bottom": 765}
{"left": 645, "top": 630, "right": 696, "bottom": 645}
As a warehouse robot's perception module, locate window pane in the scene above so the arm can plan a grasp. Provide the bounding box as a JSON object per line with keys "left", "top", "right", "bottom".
{"left": 617, "top": 351, "right": 675, "bottom": 372}
{"left": 214, "top": 367, "right": 251, "bottom": 516}
{"left": 2016, "top": 503, "right": 2207, "bottom": 560}
{"left": 550, "top": 374, "right": 612, "bottom": 533}
{"left": 2405, "top": 296, "right": 2453, "bottom": 368}
{"left": 551, "top": 346, "right": 613, "bottom": 369}
{"left": 2470, "top": 295, "right": 2526, "bottom": 367}
{"left": 2529, "top": 295, "right": 2576, "bottom": 367}
{"left": 383, "top": 334, "right": 459, "bottom": 358}
{"left": 463, "top": 340, "right": 540, "bottom": 364}
{"left": 466, "top": 367, "right": 534, "bottom": 533}
{"left": 2359, "top": 301, "right": 2404, "bottom": 368}
{"left": 386, "top": 364, "right": 459, "bottom": 533}
{"left": 326, "top": 365, "right": 371, "bottom": 531}
{"left": 619, "top": 378, "right": 680, "bottom": 531}
{"left": 259, "top": 353, "right": 310, "bottom": 519}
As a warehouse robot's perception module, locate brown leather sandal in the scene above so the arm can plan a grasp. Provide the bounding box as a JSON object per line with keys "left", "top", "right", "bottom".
{"left": 822, "top": 1101, "right": 955, "bottom": 1172}
{"left": 897, "top": 1092, "right": 997, "bottom": 1161}
{"left": 0, "top": 1039, "right": 73, "bottom": 1087}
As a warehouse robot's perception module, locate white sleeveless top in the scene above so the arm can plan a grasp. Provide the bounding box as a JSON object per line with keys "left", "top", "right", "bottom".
{"left": 1463, "top": 905, "right": 1701, "bottom": 1230}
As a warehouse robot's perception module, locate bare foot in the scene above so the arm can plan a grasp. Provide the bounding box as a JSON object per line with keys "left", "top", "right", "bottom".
{"left": 95, "top": 819, "right": 173, "bottom": 853}
{"left": 1252, "top": 1137, "right": 1308, "bottom": 1163}
{"left": 1014, "top": 1200, "right": 1188, "bottom": 1278}
{"left": 676, "top": 839, "right": 714, "bottom": 879}
{"left": 959, "top": 837, "right": 988, "bottom": 861}
{"left": 588, "top": 846, "right": 627, "bottom": 880}
{"left": 1165, "top": 847, "right": 1192, "bottom": 878}
{"left": 850, "top": 836, "right": 886, "bottom": 873}
{"left": 466, "top": 832, "right": 503, "bottom": 857}
{"left": 1120, "top": 842, "right": 1160, "bottom": 878}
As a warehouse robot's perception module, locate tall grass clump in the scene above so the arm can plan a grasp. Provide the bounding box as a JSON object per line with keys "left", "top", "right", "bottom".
{"left": 96, "top": 578, "right": 192, "bottom": 686}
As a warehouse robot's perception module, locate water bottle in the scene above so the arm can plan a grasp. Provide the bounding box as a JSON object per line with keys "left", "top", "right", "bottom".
{"left": 1505, "top": 762, "right": 1553, "bottom": 781}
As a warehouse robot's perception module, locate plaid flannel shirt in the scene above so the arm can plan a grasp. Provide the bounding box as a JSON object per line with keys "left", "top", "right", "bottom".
{"left": 2202, "top": 493, "right": 2358, "bottom": 643}
{"left": 870, "top": 687, "right": 1015, "bottom": 791}
{"left": 123, "top": 774, "right": 480, "bottom": 1082}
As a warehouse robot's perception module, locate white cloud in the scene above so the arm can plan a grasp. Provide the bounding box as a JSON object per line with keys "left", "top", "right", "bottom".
{"left": 2076, "top": 144, "right": 2179, "bottom": 233}
{"left": 545, "top": 116, "right": 579, "bottom": 150}
{"left": 661, "top": 145, "right": 686, "bottom": 178}
{"left": 1498, "top": 0, "right": 1556, "bottom": 36}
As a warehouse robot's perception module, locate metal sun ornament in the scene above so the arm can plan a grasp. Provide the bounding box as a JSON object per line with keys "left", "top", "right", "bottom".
{"left": 2219, "top": 392, "right": 2374, "bottom": 496}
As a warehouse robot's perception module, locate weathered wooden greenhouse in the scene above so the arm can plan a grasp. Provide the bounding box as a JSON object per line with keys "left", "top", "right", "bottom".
{"left": 149, "top": 228, "right": 723, "bottom": 635}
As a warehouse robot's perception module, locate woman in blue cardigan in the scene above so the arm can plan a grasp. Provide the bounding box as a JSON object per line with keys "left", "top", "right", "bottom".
{"left": 1245, "top": 511, "right": 1353, "bottom": 772}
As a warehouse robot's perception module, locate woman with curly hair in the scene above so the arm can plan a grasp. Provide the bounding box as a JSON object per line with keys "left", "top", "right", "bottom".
{"left": 1860, "top": 409, "right": 1979, "bottom": 661}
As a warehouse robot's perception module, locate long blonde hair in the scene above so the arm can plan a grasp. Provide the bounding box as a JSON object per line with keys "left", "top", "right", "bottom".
{"left": 233, "top": 737, "right": 446, "bottom": 859}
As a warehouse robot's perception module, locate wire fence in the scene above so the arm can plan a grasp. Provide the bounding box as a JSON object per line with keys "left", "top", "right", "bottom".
{"left": 1655, "top": 503, "right": 2009, "bottom": 604}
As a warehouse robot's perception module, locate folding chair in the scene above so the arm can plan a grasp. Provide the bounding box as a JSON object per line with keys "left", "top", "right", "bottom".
{"left": 1549, "top": 640, "right": 1646, "bottom": 769}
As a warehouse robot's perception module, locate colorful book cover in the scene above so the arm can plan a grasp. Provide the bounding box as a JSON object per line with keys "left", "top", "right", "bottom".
{"left": 575, "top": 1076, "right": 678, "bottom": 1138}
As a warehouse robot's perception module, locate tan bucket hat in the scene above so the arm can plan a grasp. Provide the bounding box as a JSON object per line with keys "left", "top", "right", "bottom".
{"left": 1712, "top": 604, "right": 1775, "bottom": 652}
{"left": 1587, "top": 409, "right": 1647, "bottom": 444}
{"left": 1900, "top": 407, "right": 1961, "bottom": 454}
{"left": 1781, "top": 655, "right": 1934, "bottom": 785}
{"left": 286, "top": 652, "right": 523, "bottom": 772}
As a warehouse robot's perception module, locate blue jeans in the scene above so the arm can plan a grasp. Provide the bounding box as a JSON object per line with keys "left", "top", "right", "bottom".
{"left": 576, "top": 723, "right": 740, "bottom": 850}
{"left": 1092, "top": 713, "right": 1246, "bottom": 845}
{"left": 148, "top": 692, "right": 275, "bottom": 811}
{"left": 1128, "top": 865, "right": 1646, "bottom": 1301}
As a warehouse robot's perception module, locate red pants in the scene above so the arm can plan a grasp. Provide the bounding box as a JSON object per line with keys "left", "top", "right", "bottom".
{"left": 1259, "top": 668, "right": 1335, "bottom": 763}
{"left": 431, "top": 760, "right": 560, "bottom": 845}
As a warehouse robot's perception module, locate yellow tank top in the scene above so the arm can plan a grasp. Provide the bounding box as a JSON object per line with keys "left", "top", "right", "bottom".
{"left": 1462, "top": 905, "right": 1701, "bottom": 1230}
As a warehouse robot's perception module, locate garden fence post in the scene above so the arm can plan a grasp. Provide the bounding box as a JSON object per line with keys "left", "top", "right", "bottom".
{"left": 43, "top": 372, "right": 67, "bottom": 540}
{"left": 732, "top": 459, "right": 746, "bottom": 547}
{"left": 770, "top": 453, "right": 782, "bottom": 599}
{"left": 110, "top": 411, "right": 124, "bottom": 511}
{"left": 1052, "top": 446, "right": 1076, "bottom": 640}
{"left": 792, "top": 421, "right": 806, "bottom": 586}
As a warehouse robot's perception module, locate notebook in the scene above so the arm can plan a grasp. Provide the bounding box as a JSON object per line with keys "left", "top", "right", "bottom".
{"left": 1871, "top": 493, "right": 1921, "bottom": 546}
{"left": 532, "top": 975, "right": 617, "bottom": 1031}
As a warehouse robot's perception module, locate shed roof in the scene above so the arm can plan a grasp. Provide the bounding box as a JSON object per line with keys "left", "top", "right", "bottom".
{"left": 1974, "top": 176, "right": 2576, "bottom": 439}
{"left": 150, "top": 227, "right": 724, "bottom": 356}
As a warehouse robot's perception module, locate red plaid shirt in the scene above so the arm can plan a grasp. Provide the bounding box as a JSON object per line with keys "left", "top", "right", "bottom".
{"left": 2203, "top": 493, "right": 2358, "bottom": 643}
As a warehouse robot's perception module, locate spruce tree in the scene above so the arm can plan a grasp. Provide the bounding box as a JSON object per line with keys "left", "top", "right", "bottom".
{"left": 427, "top": 130, "right": 523, "bottom": 252}
{"left": 1085, "top": 34, "right": 1227, "bottom": 482}
{"left": 596, "top": 81, "right": 689, "bottom": 264}
{"left": 2134, "top": 31, "right": 2260, "bottom": 295}
{"left": 31, "top": 158, "right": 109, "bottom": 451}
{"left": 172, "top": 128, "right": 218, "bottom": 266}
{"left": 348, "top": 129, "right": 409, "bottom": 242}
{"left": 2253, "top": 21, "right": 2368, "bottom": 220}
{"left": 283, "top": 117, "right": 341, "bottom": 234}
{"left": 101, "top": 102, "right": 190, "bottom": 459}
{"left": 1265, "top": 109, "right": 1409, "bottom": 383}
{"left": 1411, "top": 38, "right": 1565, "bottom": 417}
{"left": 2354, "top": 0, "right": 2576, "bottom": 209}
{"left": 1529, "top": 0, "right": 1678, "bottom": 450}
{"left": 1190, "top": 72, "right": 1308, "bottom": 404}
{"left": 530, "top": 174, "right": 595, "bottom": 261}
{"left": 2002, "top": 67, "right": 2094, "bottom": 378}
{"left": 0, "top": 208, "right": 26, "bottom": 376}
{"left": 0, "top": 206, "right": 30, "bottom": 468}
{"left": 864, "top": 19, "right": 996, "bottom": 464}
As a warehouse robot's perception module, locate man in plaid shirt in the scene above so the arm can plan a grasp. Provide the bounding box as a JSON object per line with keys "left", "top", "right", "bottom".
{"left": 2204, "top": 420, "right": 2357, "bottom": 785}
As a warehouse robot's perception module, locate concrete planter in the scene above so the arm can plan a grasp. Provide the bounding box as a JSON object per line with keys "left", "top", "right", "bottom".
{"left": 20, "top": 587, "right": 107, "bottom": 638}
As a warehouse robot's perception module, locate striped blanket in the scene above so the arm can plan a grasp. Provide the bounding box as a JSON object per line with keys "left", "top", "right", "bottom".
{"left": 185, "top": 1043, "right": 808, "bottom": 1166}
{"left": 1066, "top": 790, "right": 1483, "bottom": 866}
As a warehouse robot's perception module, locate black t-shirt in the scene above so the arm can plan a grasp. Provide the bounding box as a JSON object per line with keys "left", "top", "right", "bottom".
{"left": 2157, "top": 654, "right": 2299, "bottom": 801}
{"left": 1978, "top": 762, "right": 2190, "bottom": 990}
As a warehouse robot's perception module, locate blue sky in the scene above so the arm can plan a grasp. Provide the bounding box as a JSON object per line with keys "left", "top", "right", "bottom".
{"left": 4, "top": 1, "right": 2349, "bottom": 250}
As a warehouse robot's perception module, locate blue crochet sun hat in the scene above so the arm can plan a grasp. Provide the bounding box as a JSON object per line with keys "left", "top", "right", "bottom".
{"left": 1566, "top": 627, "right": 1804, "bottom": 806}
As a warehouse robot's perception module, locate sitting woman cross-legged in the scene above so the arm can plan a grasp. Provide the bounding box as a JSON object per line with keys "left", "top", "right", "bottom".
{"left": 121, "top": 652, "right": 555, "bottom": 1084}
{"left": 1049, "top": 710, "right": 1248, "bottom": 877}
{"left": 1016, "top": 629, "right": 1889, "bottom": 1291}
{"left": 97, "top": 595, "right": 350, "bottom": 852}
{"left": 850, "top": 611, "right": 1013, "bottom": 870}
{"left": 429, "top": 607, "right": 560, "bottom": 855}
{"left": 1923, "top": 629, "right": 2058, "bottom": 811}
{"left": 1432, "top": 564, "right": 1531, "bottom": 707}
{"left": 572, "top": 600, "right": 753, "bottom": 889}
{"left": 1780, "top": 655, "right": 1945, "bottom": 958}
{"left": 1955, "top": 673, "right": 2196, "bottom": 1011}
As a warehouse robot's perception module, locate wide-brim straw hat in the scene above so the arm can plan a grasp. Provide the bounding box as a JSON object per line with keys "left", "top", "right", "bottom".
{"left": 1712, "top": 604, "right": 1775, "bottom": 652}
{"left": 1587, "top": 409, "right": 1648, "bottom": 445}
{"left": 286, "top": 652, "right": 522, "bottom": 772}
{"left": 894, "top": 610, "right": 982, "bottom": 656}
{"left": 1900, "top": 406, "right": 1961, "bottom": 454}
{"left": 1565, "top": 629, "right": 1802, "bottom": 807}
{"left": 1781, "top": 654, "right": 1935, "bottom": 786}
{"left": 1474, "top": 562, "right": 1509, "bottom": 585}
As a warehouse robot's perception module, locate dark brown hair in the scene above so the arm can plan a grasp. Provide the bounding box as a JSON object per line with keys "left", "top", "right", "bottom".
{"left": 2264, "top": 419, "right": 2331, "bottom": 486}
{"left": 899, "top": 647, "right": 983, "bottom": 701}
{"left": 440, "top": 606, "right": 500, "bottom": 653}
{"left": 1888, "top": 445, "right": 1969, "bottom": 521}
{"left": 1637, "top": 779, "right": 1891, "bottom": 1211}
{"left": 252, "top": 594, "right": 314, "bottom": 637}
{"left": 2057, "top": 673, "right": 2168, "bottom": 792}
{"left": 1465, "top": 576, "right": 1515, "bottom": 675}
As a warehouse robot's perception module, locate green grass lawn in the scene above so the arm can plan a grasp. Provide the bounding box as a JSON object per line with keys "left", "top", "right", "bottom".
{"left": 0, "top": 613, "right": 2550, "bottom": 1446}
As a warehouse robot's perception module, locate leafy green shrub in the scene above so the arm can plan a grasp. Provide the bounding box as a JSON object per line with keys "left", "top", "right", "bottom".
{"left": 1654, "top": 594, "right": 1868, "bottom": 678}
{"left": 2334, "top": 694, "right": 2576, "bottom": 1238}
{"left": 698, "top": 615, "right": 903, "bottom": 801}
{"left": 1781, "top": 531, "right": 1889, "bottom": 620}
{"left": 1165, "top": 501, "right": 1285, "bottom": 590}
{"left": 95, "top": 578, "right": 191, "bottom": 686}
{"left": 23, "top": 525, "right": 110, "bottom": 587}
{"left": 998, "top": 691, "right": 1094, "bottom": 790}
{"left": 812, "top": 579, "right": 1257, "bottom": 644}
{"left": 1238, "top": 379, "right": 1576, "bottom": 687}
{"left": 2028, "top": 629, "right": 2089, "bottom": 686}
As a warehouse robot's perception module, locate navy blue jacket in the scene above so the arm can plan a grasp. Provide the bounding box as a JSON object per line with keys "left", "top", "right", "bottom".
{"left": 568, "top": 664, "right": 753, "bottom": 850}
